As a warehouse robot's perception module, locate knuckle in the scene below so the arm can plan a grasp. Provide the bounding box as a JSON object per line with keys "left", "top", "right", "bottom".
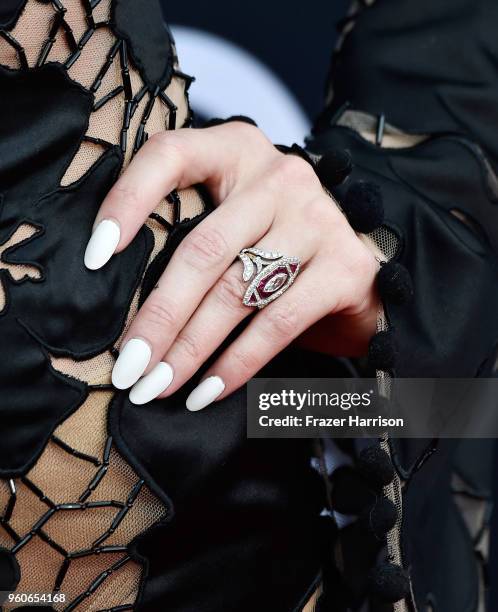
{"left": 215, "top": 273, "right": 247, "bottom": 311}
{"left": 141, "top": 297, "right": 177, "bottom": 331}
{"left": 146, "top": 131, "right": 188, "bottom": 163}
{"left": 223, "top": 119, "right": 266, "bottom": 143}
{"left": 179, "top": 225, "right": 229, "bottom": 271}
{"left": 263, "top": 301, "right": 300, "bottom": 339}
{"left": 175, "top": 331, "right": 201, "bottom": 360}
{"left": 271, "top": 154, "right": 318, "bottom": 189}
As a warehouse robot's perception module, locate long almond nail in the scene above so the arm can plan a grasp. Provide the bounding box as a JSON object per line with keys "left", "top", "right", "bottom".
{"left": 84, "top": 219, "right": 120, "bottom": 270}
{"left": 186, "top": 376, "right": 225, "bottom": 412}
{"left": 112, "top": 338, "right": 152, "bottom": 390}
{"left": 129, "top": 362, "right": 174, "bottom": 405}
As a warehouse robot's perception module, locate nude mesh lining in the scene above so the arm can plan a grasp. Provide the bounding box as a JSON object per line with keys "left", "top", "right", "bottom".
{"left": 61, "top": 141, "right": 107, "bottom": 189}
{"left": 55, "top": 391, "right": 111, "bottom": 460}
{"left": 10, "top": 0, "right": 51, "bottom": 66}
{"left": 14, "top": 537, "right": 63, "bottom": 601}
{"left": 0, "top": 388, "right": 168, "bottom": 610}
{"left": 92, "top": 0, "right": 111, "bottom": 23}
{"left": 338, "top": 110, "right": 428, "bottom": 149}
{"left": 51, "top": 350, "right": 115, "bottom": 386}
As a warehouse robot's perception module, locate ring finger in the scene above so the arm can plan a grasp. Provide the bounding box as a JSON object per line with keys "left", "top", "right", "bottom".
{"left": 185, "top": 256, "right": 344, "bottom": 411}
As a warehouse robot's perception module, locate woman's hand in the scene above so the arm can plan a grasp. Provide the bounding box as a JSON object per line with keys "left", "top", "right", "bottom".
{"left": 84, "top": 122, "right": 379, "bottom": 410}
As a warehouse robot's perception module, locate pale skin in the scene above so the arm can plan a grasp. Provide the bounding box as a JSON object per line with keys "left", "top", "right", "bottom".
{"left": 84, "top": 121, "right": 379, "bottom": 409}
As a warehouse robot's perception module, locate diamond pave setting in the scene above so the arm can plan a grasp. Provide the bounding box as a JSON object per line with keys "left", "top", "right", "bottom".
{"left": 238, "top": 247, "right": 301, "bottom": 308}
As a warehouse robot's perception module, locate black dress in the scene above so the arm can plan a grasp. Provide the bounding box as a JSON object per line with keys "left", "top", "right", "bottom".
{"left": 0, "top": 0, "right": 496, "bottom": 611}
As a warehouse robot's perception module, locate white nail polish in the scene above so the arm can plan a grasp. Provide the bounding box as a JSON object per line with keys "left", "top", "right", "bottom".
{"left": 129, "top": 362, "right": 174, "bottom": 405}
{"left": 84, "top": 219, "right": 120, "bottom": 270}
{"left": 186, "top": 376, "right": 225, "bottom": 412}
{"left": 112, "top": 338, "right": 152, "bottom": 390}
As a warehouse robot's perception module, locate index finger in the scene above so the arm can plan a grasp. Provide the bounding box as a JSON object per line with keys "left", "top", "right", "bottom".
{"left": 84, "top": 124, "right": 269, "bottom": 270}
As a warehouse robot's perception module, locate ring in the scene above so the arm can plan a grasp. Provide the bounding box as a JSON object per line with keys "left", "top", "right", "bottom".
{"left": 238, "top": 247, "right": 301, "bottom": 308}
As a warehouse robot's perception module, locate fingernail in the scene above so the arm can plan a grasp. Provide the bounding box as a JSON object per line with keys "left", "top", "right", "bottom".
{"left": 84, "top": 219, "right": 120, "bottom": 270}
{"left": 186, "top": 376, "right": 225, "bottom": 412}
{"left": 112, "top": 338, "right": 152, "bottom": 390}
{"left": 129, "top": 362, "right": 174, "bottom": 405}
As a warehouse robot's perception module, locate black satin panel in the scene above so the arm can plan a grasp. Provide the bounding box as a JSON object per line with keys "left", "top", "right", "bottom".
{"left": 0, "top": 318, "right": 86, "bottom": 477}
{"left": 310, "top": 127, "right": 498, "bottom": 377}
{"left": 111, "top": 350, "right": 339, "bottom": 612}
{"left": 111, "top": 0, "right": 174, "bottom": 91}
{"left": 389, "top": 137, "right": 498, "bottom": 255}
{"left": 0, "top": 64, "right": 93, "bottom": 244}
{"left": 398, "top": 439, "right": 493, "bottom": 610}
{"left": 320, "top": 0, "right": 498, "bottom": 171}
{"left": 401, "top": 439, "right": 478, "bottom": 611}
{"left": 0, "top": 0, "right": 27, "bottom": 30}
{"left": 453, "top": 439, "right": 495, "bottom": 498}
{"left": 5, "top": 149, "right": 153, "bottom": 358}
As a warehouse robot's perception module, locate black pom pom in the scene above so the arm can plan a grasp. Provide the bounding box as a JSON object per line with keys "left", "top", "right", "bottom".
{"left": 368, "top": 563, "right": 410, "bottom": 603}
{"left": 360, "top": 497, "right": 398, "bottom": 539}
{"left": 357, "top": 446, "right": 395, "bottom": 488}
{"left": 377, "top": 262, "right": 413, "bottom": 305}
{"left": 367, "top": 330, "right": 397, "bottom": 371}
{"left": 342, "top": 180, "right": 384, "bottom": 233}
{"left": 330, "top": 466, "right": 375, "bottom": 514}
{"left": 316, "top": 149, "right": 353, "bottom": 188}
{"left": 204, "top": 115, "right": 257, "bottom": 128}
